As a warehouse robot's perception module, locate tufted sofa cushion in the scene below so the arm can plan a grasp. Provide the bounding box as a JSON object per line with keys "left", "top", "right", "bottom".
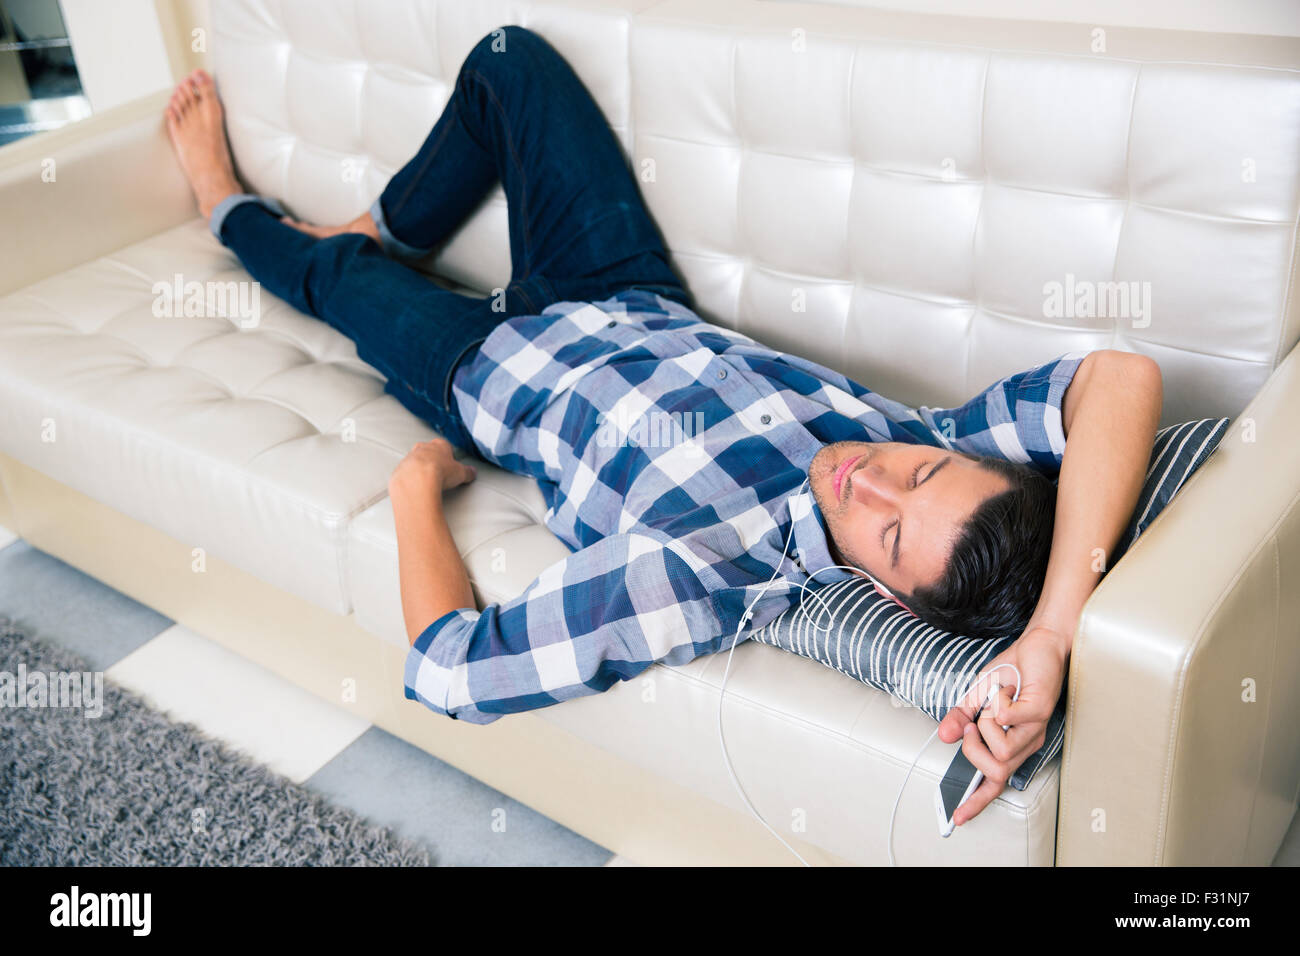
{"left": 0, "top": 220, "right": 555, "bottom": 616}
{"left": 211, "top": 0, "right": 1300, "bottom": 430}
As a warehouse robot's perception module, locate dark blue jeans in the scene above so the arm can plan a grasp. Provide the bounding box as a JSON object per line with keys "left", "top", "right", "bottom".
{"left": 214, "top": 25, "right": 691, "bottom": 451}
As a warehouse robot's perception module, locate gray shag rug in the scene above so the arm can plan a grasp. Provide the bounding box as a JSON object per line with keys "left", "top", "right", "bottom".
{"left": 0, "top": 615, "right": 434, "bottom": 865}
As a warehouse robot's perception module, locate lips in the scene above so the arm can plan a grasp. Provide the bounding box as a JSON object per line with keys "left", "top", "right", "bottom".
{"left": 832, "top": 453, "right": 862, "bottom": 499}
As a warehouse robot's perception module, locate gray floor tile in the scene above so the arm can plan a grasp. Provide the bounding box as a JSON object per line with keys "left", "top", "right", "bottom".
{"left": 304, "top": 725, "right": 613, "bottom": 866}
{"left": 0, "top": 541, "right": 172, "bottom": 670}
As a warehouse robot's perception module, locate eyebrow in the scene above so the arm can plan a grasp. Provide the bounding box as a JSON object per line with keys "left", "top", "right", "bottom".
{"left": 893, "top": 455, "right": 954, "bottom": 570}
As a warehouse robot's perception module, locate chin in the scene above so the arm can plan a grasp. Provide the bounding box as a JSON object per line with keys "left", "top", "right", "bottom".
{"left": 808, "top": 444, "right": 842, "bottom": 511}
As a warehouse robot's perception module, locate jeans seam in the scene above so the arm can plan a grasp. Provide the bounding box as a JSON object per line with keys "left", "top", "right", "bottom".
{"left": 387, "top": 99, "right": 462, "bottom": 239}
{"left": 442, "top": 338, "right": 487, "bottom": 409}
{"left": 464, "top": 65, "right": 534, "bottom": 279}
{"left": 514, "top": 282, "right": 539, "bottom": 313}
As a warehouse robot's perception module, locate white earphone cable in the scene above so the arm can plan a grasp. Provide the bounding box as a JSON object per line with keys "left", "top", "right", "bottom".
{"left": 716, "top": 477, "right": 1026, "bottom": 866}
{"left": 886, "top": 663, "right": 1021, "bottom": 866}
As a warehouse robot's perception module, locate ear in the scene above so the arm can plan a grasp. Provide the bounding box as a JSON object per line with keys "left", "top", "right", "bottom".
{"left": 872, "top": 580, "right": 911, "bottom": 613}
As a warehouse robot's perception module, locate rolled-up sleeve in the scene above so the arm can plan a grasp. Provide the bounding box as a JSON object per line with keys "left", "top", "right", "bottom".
{"left": 916, "top": 350, "right": 1091, "bottom": 475}
{"left": 402, "top": 531, "right": 723, "bottom": 723}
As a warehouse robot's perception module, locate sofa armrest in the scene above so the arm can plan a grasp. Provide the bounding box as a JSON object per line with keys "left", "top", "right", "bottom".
{"left": 0, "top": 90, "right": 197, "bottom": 296}
{"left": 1056, "top": 342, "right": 1300, "bottom": 865}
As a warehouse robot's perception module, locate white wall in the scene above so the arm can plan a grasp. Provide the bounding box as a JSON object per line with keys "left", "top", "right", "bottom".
{"left": 50, "top": 0, "right": 1300, "bottom": 117}
{"left": 798, "top": 0, "right": 1300, "bottom": 37}
{"left": 60, "top": 0, "right": 174, "bottom": 112}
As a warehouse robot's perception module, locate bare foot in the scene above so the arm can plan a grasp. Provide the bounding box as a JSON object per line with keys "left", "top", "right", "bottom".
{"left": 280, "top": 210, "right": 381, "bottom": 243}
{"left": 165, "top": 69, "right": 242, "bottom": 220}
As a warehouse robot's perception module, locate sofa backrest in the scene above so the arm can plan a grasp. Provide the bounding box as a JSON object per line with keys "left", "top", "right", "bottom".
{"left": 209, "top": 0, "right": 1300, "bottom": 424}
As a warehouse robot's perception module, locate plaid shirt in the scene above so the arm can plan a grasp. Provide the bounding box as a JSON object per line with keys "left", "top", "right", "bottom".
{"left": 404, "top": 288, "right": 1088, "bottom": 722}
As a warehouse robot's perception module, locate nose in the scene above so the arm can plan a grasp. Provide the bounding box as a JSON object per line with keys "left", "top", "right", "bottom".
{"left": 848, "top": 460, "right": 903, "bottom": 506}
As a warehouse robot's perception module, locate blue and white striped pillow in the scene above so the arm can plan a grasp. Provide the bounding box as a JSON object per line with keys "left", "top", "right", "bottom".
{"left": 753, "top": 417, "right": 1230, "bottom": 790}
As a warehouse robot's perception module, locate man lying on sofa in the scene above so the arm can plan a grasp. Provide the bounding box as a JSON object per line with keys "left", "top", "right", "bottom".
{"left": 163, "top": 25, "right": 1161, "bottom": 826}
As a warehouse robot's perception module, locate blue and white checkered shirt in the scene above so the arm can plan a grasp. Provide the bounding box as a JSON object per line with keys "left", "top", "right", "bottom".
{"left": 404, "top": 288, "right": 1088, "bottom": 722}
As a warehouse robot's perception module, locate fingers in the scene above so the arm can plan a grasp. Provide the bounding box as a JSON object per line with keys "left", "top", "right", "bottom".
{"left": 955, "top": 722, "right": 1009, "bottom": 825}
{"left": 413, "top": 438, "right": 478, "bottom": 490}
{"left": 937, "top": 705, "right": 974, "bottom": 744}
{"left": 952, "top": 759, "right": 1003, "bottom": 826}
{"left": 940, "top": 665, "right": 1008, "bottom": 744}
{"left": 955, "top": 717, "right": 1048, "bottom": 827}
{"left": 993, "top": 696, "right": 1045, "bottom": 729}
{"left": 976, "top": 683, "right": 1018, "bottom": 762}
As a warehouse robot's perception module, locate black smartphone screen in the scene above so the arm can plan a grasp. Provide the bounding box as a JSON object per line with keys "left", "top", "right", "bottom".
{"left": 939, "top": 744, "right": 981, "bottom": 821}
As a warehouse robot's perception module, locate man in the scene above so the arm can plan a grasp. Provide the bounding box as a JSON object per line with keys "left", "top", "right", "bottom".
{"left": 164, "top": 25, "right": 1162, "bottom": 826}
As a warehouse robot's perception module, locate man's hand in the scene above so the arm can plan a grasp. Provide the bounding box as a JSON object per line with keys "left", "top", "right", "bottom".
{"left": 936, "top": 625, "right": 1070, "bottom": 826}
{"left": 389, "top": 437, "right": 477, "bottom": 497}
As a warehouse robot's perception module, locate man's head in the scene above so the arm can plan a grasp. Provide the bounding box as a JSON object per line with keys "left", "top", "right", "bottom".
{"left": 808, "top": 441, "right": 1056, "bottom": 640}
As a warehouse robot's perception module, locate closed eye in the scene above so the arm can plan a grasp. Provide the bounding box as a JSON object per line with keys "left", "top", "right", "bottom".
{"left": 878, "top": 456, "right": 952, "bottom": 564}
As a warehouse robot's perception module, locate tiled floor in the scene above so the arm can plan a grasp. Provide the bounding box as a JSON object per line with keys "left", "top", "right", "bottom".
{"left": 0, "top": 522, "right": 1293, "bottom": 867}
{"left": 0, "top": 525, "right": 631, "bottom": 866}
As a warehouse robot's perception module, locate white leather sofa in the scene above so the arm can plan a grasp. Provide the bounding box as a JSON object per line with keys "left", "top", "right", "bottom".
{"left": 2, "top": 0, "right": 1298, "bottom": 866}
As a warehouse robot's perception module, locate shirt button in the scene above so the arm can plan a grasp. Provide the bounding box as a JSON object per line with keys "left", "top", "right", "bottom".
{"left": 760, "top": 413, "right": 772, "bottom": 425}
{"left": 607, "top": 321, "right": 616, "bottom": 328}
{"left": 716, "top": 368, "right": 727, "bottom": 380}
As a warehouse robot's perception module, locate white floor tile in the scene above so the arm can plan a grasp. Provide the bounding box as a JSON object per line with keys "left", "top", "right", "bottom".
{"left": 0, "top": 524, "right": 18, "bottom": 550}
{"left": 106, "top": 623, "right": 370, "bottom": 784}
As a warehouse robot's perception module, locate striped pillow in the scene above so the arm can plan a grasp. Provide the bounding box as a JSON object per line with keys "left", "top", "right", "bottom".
{"left": 753, "top": 417, "right": 1230, "bottom": 790}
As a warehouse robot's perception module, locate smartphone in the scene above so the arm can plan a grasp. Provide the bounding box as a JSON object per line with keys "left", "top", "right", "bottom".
{"left": 934, "top": 683, "right": 1004, "bottom": 838}
{"left": 934, "top": 743, "right": 983, "bottom": 838}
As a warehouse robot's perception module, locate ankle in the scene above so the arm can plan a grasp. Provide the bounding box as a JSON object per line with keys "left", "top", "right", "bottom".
{"left": 198, "top": 183, "right": 241, "bottom": 222}
{"left": 350, "top": 211, "right": 380, "bottom": 241}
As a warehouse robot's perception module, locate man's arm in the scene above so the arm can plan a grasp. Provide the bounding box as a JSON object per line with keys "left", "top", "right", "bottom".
{"left": 1031, "top": 348, "right": 1164, "bottom": 646}
{"left": 938, "top": 348, "right": 1163, "bottom": 824}
{"left": 389, "top": 443, "right": 726, "bottom": 723}
{"left": 389, "top": 438, "right": 478, "bottom": 645}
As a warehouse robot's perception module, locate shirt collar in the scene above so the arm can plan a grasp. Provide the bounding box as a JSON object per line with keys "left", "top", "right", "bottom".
{"left": 787, "top": 488, "right": 856, "bottom": 584}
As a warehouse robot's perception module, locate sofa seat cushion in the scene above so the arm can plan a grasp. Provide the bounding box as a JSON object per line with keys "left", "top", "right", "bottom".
{"left": 538, "top": 638, "right": 1060, "bottom": 866}
{"left": 347, "top": 476, "right": 571, "bottom": 650}
{"left": 347, "top": 493, "right": 1058, "bottom": 866}
{"left": 0, "top": 218, "right": 454, "bottom": 614}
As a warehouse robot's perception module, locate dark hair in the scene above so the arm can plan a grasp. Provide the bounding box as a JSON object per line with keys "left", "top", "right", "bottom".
{"left": 895, "top": 456, "right": 1057, "bottom": 640}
